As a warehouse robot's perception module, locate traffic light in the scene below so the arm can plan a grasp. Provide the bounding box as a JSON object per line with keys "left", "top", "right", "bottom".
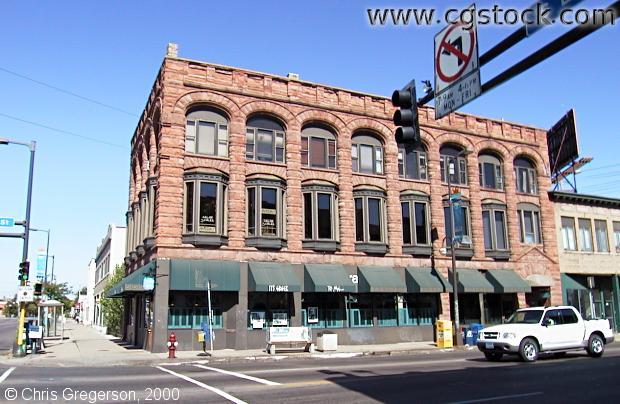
{"left": 18, "top": 261, "right": 29, "bottom": 282}
{"left": 392, "top": 81, "right": 420, "bottom": 144}
{"left": 34, "top": 283, "right": 42, "bottom": 296}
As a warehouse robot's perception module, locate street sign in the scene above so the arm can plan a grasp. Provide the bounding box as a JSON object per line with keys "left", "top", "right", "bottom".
{"left": 36, "top": 253, "right": 46, "bottom": 282}
{"left": 434, "top": 4, "right": 481, "bottom": 119}
{"left": 0, "top": 217, "right": 15, "bottom": 227}
{"left": 17, "top": 285, "right": 34, "bottom": 303}
{"left": 525, "top": 0, "right": 585, "bottom": 36}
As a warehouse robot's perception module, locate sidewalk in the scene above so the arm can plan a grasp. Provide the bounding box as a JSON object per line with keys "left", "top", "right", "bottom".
{"left": 0, "top": 323, "right": 457, "bottom": 367}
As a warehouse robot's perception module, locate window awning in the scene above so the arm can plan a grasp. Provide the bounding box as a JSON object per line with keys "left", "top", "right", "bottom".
{"left": 357, "top": 266, "right": 406, "bottom": 293}
{"left": 106, "top": 261, "right": 155, "bottom": 298}
{"left": 248, "top": 262, "right": 301, "bottom": 292}
{"left": 561, "top": 273, "right": 587, "bottom": 290}
{"left": 527, "top": 274, "right": 554, "bottom": 288}
{"left": 406, "top": 267, "right": 453, "bottom": 293}
{"left": 485, "top": 270, "right": 532, "bottom": 293}
{"left": 170, "top": 259, "right": 240, "bottom": 291}
{"left": 449, "top": 269, "right": 495, "bottom": 293}
{"left": 304, "top": 264, "right": 356, "bottom": 293}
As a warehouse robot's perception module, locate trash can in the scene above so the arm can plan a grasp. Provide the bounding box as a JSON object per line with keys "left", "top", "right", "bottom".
{"left": 464, "top": 327, "right": 474, "bottom": 346}
{"left": 470, "top": 323, "right": 484, "bottom": 344}
{"left": 316, "top": 331, "right": 338, "bottom": 352}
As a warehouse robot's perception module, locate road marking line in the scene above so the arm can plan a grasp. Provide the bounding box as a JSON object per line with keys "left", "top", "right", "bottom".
{"left": 194, "top": 364, "right": 281, "bottom": 386}
{"left": 0, "top": 367, "right": 15, "bottom": 384}
{"left": 156, "top": 366, "right": 246, "bottom": 404}
{"left": 449, "top": 391, "right": 543, "bottom": 403}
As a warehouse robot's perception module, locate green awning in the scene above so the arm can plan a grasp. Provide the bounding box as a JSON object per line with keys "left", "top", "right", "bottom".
{"left": 170, "top": 259, "right": 240, "bottom": 291}
{"left": 561, "top": 273, "right": 587, "bottom": 291}
{"left": 358, "top": 266, "right": 406, "bottom": 293}
{"left": 485, "top": 270, "right": 532, "bottom": 293}
{"left": 304, "top": 264, "right": 356, "bottom": 293}
{"left": 248, "top": 262, "right": 301, "bottom": 292}
{"left": 106, "top": 261, "right": 155, "bottom": 298}
{"left": 449, "top": 269, "right": 495, "bottom": 293}
{"left": 406, "top": 267, "right": 453, "bottom": 293}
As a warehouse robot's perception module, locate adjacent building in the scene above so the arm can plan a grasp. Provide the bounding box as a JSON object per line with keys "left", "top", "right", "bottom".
{"left": 550, "top": 191, "right": 620, "bottom": 331}
{"left": 93, "top": 224, "right": 126, "bottom": 333}
{"left": 83, "top": 258, "right": 96, "bottom": 325}
{"left": 108, "top": 44, "right": 561, "bottom": 352}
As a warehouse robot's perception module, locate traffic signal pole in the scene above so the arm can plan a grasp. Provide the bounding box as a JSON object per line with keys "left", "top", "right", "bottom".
{"left": 15, "top": 140, "right": 36, "bottom": 357}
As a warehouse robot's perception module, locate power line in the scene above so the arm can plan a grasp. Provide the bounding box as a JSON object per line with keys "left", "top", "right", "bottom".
{"left": 0, "top": 112, "right": 128, "bottom": 149}
{"left": 0, "top": 66, "right": 139, "bottom": 118}
{"left": 579, "top": 163, "right": 620, "bottom": 173}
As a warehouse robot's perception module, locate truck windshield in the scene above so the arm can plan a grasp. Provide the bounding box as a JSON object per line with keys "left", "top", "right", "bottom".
{"left": 506, "top": 310, "right": 544, "bottom": 324}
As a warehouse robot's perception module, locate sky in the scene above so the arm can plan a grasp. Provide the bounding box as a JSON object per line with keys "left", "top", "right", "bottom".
{"left": 0, "top": 0, "right": 618, "bottom": 297}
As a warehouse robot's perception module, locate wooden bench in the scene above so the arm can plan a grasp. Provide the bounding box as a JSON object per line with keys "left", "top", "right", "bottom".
{"left": 266, "top": 326, "right": 315, "bottom": 355}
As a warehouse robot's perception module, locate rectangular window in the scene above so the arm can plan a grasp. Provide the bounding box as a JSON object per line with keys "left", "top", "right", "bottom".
{"left": 256, "top": 129, "right": 274, "bottom": 162}
{"left": 367, "top": 198, "right": 382, "bottom": 242}
{"left": 481, "top": 162, "right": 500, "bottom": 189}
{"left": 185, "top": 121, "right": 196, "bottom": 153}
{"left": 355, "top": 198, "right": 364, "bottom": 242}
{"left": 317, "top": 193, "right": 332, "bottom": 239}
{"left": 613, "top": 222, "right": 620, "bottom": 253}
{"left": 516, "top": 167, "right": 537, "bottom": 194}
{"left": 328, "top": 140, "right": 336, "bottom": 169}
{"left": 359, "top": 145, "right": 374, "bottom": 174}
{"left": 561, "top": 217, "right": 577, "bottom": 251}
{"left": 303, "top": 193, "right": 312, "bottom": 239}
{"left": 444, "top": 206, "right": 470, "bottom": 245}
{"left": 198, "top": 182, "right": 217, "bottom": 234}
{"left": 482, "top": 210, "right": 493, "bottom": 250}
{"left": 245, "top": 129, "right": 255, "bottom": 159}
{"left": 185, "top": 182, "right": 194, "bottom": 233}
{"left": 441, "top": 156, "right": 467, "bottom": 185}
{"left": 197, "top": 121, "right": 216, "bottom": 155}
{"left": 578, "top": 218, "right": 593, "bottom": 251}
{"left": 414, "top": 202, "right": 428, "bottom": 245}
{"left": 218, "top": 124, "right": 228, "bottom": 157}
{"left": 260, "top": 188, "right": 277, "bottom": 236}
{"left": 247, "top": 188, "right": 256, "bottom": 236}
{"left": 310, "top": 137, "right": 326, "bottom": 168}
{"left": 401, "top": 202, "right": 411, "bottom": 245}
{"left": 275, "top": 132, "right": 285, "bottom": 163}
{"left": 419, "top": 154, "right": 427, "bottom": 180}
{"left": 301, "top": 137, "right": 309, "bottom": 166}
{"left": 594, "top": 220, "right": 609, "bottom": 253}
{"left": 523, "top": 211, "right": 536, "bottom": 244}
{"left": 494, "top": 211, "right": 507, "bottom": 250}
{"left": 351, "top": 145, "right": 358, "bottom": 172}
{"left": 399, "top": 149, "right": 428, "bottom": 180}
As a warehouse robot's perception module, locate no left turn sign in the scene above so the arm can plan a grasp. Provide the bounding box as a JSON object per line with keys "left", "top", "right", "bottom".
{"left": 434, "top": 21, "right": 478, "bottom": 94}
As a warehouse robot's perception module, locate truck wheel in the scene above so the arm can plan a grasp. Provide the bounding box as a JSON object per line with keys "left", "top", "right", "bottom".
{"left": 587, "top": 334, "right": 604, "bottom": 358}
{"left": 519, "top": 338, "right": 539, "bottom": 362}
{"left": 484, "top": 352, "right": 503, "bottom": 361}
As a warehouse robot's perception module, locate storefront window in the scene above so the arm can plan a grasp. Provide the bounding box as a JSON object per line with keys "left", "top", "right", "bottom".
{"left": 248, "top": 292, "right": 292, "bottom": 329}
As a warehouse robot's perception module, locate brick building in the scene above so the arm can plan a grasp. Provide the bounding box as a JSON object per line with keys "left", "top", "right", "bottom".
{"left": 108, "top": 44, "right": 561, "bottom": 352}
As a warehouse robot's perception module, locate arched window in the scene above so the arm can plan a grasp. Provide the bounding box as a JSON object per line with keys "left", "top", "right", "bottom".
{"left": 183, "top": 170, "right": 228, "bottom": 247}
{"left": 185, "top": 106, "right": 229, "bottom": 157}
{"left": 301, "top": 124, "right": 337, "bottom": 169}
{"left": 352, "top": 131, "right": 383, "bottom": 175}
{"left": 246, "top": 114, "right": 285, "bottom": 163}
{"left": 514, "top": 157, "right": 537, "bottom": 194}
{"left": 398, "top": 143, "right": 427, "bottom": 180}
{"left": 478, "top": 152, "right": 503, "bottom": 190}
{"left": 440, "top": 144, "right": 467, "bottom": 185}
{"left": 354, "top": 187, "right": 388, "bottom": 254}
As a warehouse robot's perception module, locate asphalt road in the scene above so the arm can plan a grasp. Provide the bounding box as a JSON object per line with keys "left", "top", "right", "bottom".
{"left": 0, "top": 318, "right": 17, "bottom": 353}
{"left": 0, "top": 344, "right": 619, "bottom": 403}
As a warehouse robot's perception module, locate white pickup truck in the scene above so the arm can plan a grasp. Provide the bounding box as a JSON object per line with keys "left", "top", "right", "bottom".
{"left": 476, "top": 306, "right": 614, "bottom": 362}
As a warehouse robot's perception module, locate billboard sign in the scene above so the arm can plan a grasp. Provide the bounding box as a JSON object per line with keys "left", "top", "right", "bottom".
{"left": 547, "top": 109, "right": 579, "bottom": 173}
{"left": 36, "top": 253, "right": 46, "bottom": 282}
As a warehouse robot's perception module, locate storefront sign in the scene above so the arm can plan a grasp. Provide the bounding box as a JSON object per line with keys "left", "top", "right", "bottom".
{"left": 268, "top": 284, "right": 289, "bottom": 292}
{"left": 349, "top": 275, "right": 358, "bottom": 284}
{"left": 142, "top": 276, "right": 155, "bottom": 291}
{"left": 326, "top": 285, "right": 344, "bottom": 292}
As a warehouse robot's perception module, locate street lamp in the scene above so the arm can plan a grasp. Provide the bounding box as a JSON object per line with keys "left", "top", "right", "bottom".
{"left": 1, "top": 137, "right": 36, "bottom": 357}
{"left": 30, "top": 228, "right": 50, "bottom": 296}
{"left": 447, "top": 148, "right": 472, "bottom": 346}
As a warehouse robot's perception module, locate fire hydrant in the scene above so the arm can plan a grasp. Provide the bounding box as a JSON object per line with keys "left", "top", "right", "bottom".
{"left": 167, "top": 332, "right": 178, "bottom": 359}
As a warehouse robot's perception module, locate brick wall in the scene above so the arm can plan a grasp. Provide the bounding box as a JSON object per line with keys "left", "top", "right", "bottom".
{"left": 125, "top": 56, "right": 562, "bottom": 308}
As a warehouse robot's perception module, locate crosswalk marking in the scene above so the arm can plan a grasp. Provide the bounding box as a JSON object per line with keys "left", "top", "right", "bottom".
{"left": 193, "top": 364, "right": 281, "bottom": 386}
{"left": 0, "top": 368, "right": 15, "bottom": 384}
{"left": 156, "top": 366, "right": 247, "bottom": 404}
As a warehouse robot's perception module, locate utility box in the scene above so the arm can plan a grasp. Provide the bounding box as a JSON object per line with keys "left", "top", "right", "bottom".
{"left": 316, "top": 331, "right": 338, "bottom": 352}
{"left": 436, "top": 320, "right": 453, "bottom": 348}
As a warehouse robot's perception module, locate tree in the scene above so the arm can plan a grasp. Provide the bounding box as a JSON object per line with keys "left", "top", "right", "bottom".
{"left": 44, "top": 281, "right": 73, "bottom": 314}
{"left": 3, "top": 299, "right": 18, "bottom": 317}
{"left": 101, "top": 265, "right": 125, "bottom": 337}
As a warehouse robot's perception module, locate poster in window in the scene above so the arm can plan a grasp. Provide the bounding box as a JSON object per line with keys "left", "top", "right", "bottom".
{"left": 307, "top": 307, "right": 319, "bottom": 324}
{"left": 272, "top": 312, "right": 288, "bottom": 326}
{"left": 251, "top": 311, "right": 266, "bottom": 329}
